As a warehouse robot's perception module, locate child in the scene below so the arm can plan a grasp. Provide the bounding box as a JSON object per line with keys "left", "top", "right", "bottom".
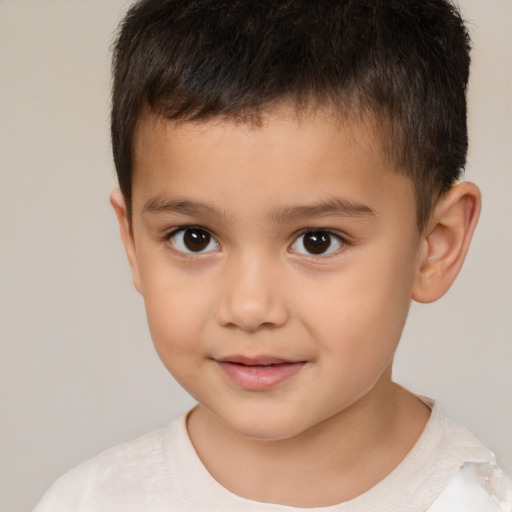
{"left": 34, "top": 0, "right": 512, "bottom": 510}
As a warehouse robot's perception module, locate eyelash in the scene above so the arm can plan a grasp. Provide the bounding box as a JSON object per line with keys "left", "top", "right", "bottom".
{"left": 164, "top": 226, "right": 347, "bottom": 257}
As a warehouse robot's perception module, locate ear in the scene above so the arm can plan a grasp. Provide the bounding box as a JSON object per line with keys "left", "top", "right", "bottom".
{"left": 412, "top": 182, "right": 481, "bottom": 303}
{"left": 110, "top": 189, "right": 142, "bottom": 294}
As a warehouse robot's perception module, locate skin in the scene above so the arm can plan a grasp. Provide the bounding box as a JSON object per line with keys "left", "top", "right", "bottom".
{"left": 111, "top": 104, "right": 480, "bottom": 507}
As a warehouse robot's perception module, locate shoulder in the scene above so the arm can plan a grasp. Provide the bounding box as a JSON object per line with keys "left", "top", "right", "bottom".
{"left": 33, "top": 416, "right": 185, "bottom": 512}
{"left": 420, "top": 398, "right": 512, "bottom": 511}
{"left": 363, "top": 396, "right": 511, "bottom": 512}
{"left": 427, "top": 462, "right": 512, "bottom": 512}
{"left": 417, "top": 397, "right": 498, "bottom": 470}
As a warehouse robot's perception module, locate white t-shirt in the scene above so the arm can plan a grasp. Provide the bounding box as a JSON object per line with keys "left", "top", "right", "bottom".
{"left": 34, "top": 399, "right": 512, "bottom": 511}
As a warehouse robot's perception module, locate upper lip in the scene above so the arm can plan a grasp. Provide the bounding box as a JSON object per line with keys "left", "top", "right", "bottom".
{"left": 214, "top": 355, "right": 301, "bottom": 366}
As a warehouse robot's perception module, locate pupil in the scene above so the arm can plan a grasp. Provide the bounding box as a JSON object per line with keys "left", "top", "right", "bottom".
{"left": 184, "top": 229, "right": 210, "bottom": 251}
{"left": 304, "top": 232, "right": 331, "bottom": 254}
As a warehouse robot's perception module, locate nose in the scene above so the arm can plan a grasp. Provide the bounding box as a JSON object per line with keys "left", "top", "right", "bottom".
{"left": 216, "top": 253, "right": 289, "bottom": 331}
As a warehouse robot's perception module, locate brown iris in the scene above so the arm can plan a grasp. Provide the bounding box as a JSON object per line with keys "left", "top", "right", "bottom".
{"left": 183, "top": 228, "right": 211, "bottom": 252}
{"left": 302, "top": 231, "right": 332, "bottom": 254}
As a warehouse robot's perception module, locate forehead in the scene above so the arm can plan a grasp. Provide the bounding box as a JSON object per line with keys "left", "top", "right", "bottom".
{"left": 132, "top": 101, "right": 387, "bottom": 163}
{"left": 130, "top": 104, "right": 415, "bottom": 225}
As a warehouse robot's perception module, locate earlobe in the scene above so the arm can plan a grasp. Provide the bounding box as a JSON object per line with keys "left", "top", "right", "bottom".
{"left": 412, "top": 182, "right": 481, "bottom": 303}
{"left": 110, "top": 189, "right": 142, "bottom": 294}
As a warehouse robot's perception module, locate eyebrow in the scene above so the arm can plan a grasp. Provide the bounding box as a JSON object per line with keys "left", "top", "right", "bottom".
{"left": 268, "top": 197, "right": 377, "bottom": 224}
{"left": 141, "top": 196, "right": 225, "bottom": 218}
{"left": 141, "top": 195, "right": 376, "bottom": 222}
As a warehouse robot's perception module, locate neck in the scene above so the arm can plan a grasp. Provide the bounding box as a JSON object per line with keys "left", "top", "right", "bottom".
{"left": 187, "top": 374, "right": 430, "bottom": 507}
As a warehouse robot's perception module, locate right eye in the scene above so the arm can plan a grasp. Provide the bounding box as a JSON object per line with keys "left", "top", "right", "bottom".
{"left": 167, "top": 227, "right": 220, "bottom": 254}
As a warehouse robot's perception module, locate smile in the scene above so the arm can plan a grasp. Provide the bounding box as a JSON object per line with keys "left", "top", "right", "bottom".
{"left": 214, "top": 356, "right": 305, "bottom": 391}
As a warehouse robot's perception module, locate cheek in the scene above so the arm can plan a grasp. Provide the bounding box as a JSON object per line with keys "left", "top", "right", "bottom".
{"left": 140, "top": 268, "right": 212, "bottom": 373}
{"left": 303, "top": 247, "right": 416, "bottom": 364}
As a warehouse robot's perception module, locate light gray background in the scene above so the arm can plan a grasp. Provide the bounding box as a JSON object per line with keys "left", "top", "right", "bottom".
{"left": 1, "top": 1, "right": 511, "bottom": 511}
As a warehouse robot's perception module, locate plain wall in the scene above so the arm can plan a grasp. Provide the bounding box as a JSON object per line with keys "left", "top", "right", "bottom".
{"left": 0, "top": 1, "right": 510, "bottom": 511}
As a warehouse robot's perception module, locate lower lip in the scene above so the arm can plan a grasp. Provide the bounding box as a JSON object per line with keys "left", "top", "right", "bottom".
{"left": 216, "top": 361, "right": 305, "bottom": 391}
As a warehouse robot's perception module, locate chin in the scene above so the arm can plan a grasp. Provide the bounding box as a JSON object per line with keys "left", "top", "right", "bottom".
{"left": 218, "top": 407, "right": 313, "bottom": 442}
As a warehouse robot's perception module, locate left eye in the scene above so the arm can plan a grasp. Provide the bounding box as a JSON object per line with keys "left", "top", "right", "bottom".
{"left": 290, "top": 230, "right": 344, "bottom": 256}
{"left": 168, "top": 227, "right": 220, "bottom": 254}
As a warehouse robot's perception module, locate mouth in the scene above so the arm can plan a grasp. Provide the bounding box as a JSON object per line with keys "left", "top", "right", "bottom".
{"left": 214, "top": 355, "right": 306, "bottom": 391}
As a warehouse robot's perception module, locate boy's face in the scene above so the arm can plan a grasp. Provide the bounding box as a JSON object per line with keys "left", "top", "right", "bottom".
{"left": 122, "top": 105, "right": 424, "bottom": 441}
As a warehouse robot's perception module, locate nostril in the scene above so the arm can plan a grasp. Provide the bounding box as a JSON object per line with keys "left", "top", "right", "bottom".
{"left": 216, "top": 292, "right": 289, "bottom": 331}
